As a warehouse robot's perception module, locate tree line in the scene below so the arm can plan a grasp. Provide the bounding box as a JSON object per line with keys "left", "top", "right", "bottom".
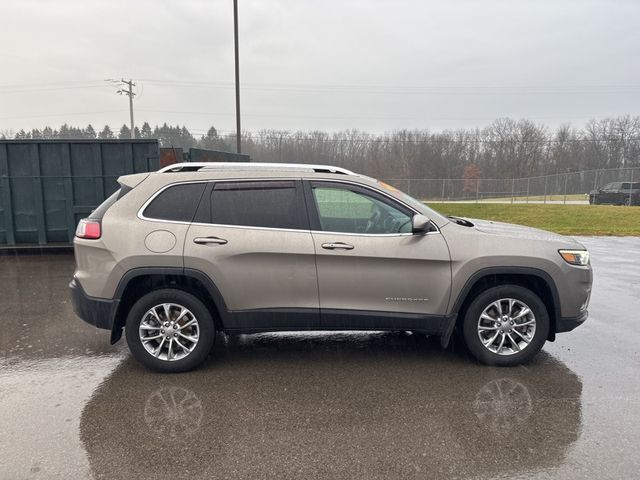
{"left": 2, "top": 116, "right": 639, "bottom": 180}
{"left": 3, "top": 122, "right": 229, "bottom": 152}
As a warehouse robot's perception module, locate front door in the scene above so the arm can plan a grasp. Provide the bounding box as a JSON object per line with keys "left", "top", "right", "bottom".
{"left": 184, "top": 179, "right": 319, "bottom": 330}
{"left": 305, "top": 180, "right": 451, "bottom": 330}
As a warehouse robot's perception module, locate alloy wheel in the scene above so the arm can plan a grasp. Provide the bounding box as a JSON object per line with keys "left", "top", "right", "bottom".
{"left": 477, "top": 298, "right": 536, "bottom": 356}
{"left": 138, "top": 303, "right": 200, "bottom": 361}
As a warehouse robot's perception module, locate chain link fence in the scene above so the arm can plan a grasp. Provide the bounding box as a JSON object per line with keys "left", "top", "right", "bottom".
{"left": 382, "top": 167, "right": 640, "bottom": 203}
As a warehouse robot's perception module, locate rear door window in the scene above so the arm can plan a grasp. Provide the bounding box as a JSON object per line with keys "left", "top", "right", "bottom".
{"left": 207, "top": 180, "right": 307, "bottom": 230}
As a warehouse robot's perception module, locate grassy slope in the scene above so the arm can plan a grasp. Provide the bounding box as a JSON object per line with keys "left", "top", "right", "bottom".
{"left": 429, "top": 203, "right": 640, "bottom": 236}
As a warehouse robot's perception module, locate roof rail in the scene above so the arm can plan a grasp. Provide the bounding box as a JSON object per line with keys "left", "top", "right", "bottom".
{"left": 156, "top": 162, "right": 354, "bottom": 175}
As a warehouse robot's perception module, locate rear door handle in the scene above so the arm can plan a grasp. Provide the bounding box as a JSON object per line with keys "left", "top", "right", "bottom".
{"left": 193, "top": 236, "right": 228, "bottom": 245}
{"left": 321, "top": 242, "right": 354, "bottom": 250}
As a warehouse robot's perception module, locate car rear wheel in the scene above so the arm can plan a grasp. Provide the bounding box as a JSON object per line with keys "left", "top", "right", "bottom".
{"left": 125, "top": 289, "right": 215, "bottom": 373}
{"left": 462, "top": 285, "right": 549, "bottom": 366}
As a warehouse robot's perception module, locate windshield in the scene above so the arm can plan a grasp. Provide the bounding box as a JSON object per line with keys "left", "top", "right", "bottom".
{"left": 372, "top": 179, "right": 449, "bottom": 226}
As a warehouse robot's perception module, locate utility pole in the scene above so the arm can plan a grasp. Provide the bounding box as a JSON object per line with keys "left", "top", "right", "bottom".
{"left": 106, "top": 79, "right": 136, "bottom": 139}
{"left": 233, "top": 0, "right": 242, "bottom": 154}
{"left": 119, "top": 79, "right": 136, "bottom": 139}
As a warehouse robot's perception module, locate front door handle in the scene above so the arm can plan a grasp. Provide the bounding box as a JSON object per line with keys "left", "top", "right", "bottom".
{"left": 193, "top": 236, "right": 228, "bottom": 245}
{"left": 321, "top": 242, "right": 354, "bottom": 250}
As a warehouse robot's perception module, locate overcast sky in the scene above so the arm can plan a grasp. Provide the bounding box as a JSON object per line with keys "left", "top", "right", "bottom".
{"left": 1, "top": 0, "right": 639, "bottom": 136}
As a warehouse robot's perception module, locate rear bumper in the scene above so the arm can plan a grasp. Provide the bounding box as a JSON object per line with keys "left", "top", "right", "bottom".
{"left": 556, "top": 310, "right": 588, "bottom": 333}
{"left": 69, "top": 277, "right": 119, "bottom": 331}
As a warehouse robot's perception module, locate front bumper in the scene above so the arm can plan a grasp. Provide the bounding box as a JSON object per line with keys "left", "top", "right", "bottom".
{"left": 69, "top": 277, "right": 119, "bottom": 331}
{"left": 556, "top": 310, "right": 588, "bottom": 333}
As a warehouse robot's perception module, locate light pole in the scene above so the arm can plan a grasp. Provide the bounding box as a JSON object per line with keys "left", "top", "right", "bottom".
{"left": 233, "top": 0, "right": 241, "bottom": 154}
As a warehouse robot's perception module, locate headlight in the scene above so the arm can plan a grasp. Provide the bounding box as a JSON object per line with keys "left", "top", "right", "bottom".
{"left": 559, "top": 249, "right": 590, "bottom": 266}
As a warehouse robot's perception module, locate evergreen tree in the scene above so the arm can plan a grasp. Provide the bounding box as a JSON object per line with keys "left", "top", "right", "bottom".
{"left": 58, "top": 124, "right": 71, "bottom": 139}
{"left": 42, "top": 126, "right": 54, "bottom": 139}
{"left": 199, "top": 126, "right": 228, "bottom": 150}
{"left": 140, "top": 122, "right": 153, "bottom": 138}
{"left": 85, "top": 124, "right": 96, "bottom": 139}
{"left": 69, "top": 125, "right": 83, "bottom": 138}
{"left": 98, "top": 125, "right": 114, "bottom": 139}
{"left": 118, "top": 124, "right": 131, "bottom": 139}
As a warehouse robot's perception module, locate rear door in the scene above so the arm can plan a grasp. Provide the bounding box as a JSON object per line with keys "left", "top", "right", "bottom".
{"left": 184, "top": 179, "right": 319, "bottom": 330}
{"left": 304, "top": 180, "right": 451, "bottom": 330}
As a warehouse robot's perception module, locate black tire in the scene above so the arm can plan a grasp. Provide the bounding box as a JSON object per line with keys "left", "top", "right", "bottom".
{"left": 462, "top": 285, "right": 549, "bottom": 367}
{"left": 125, "top": 289, "right": 215, "bottom": 373}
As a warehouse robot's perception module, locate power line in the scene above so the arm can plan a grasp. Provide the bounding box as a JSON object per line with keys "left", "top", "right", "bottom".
{"left": 137, "top": 79, "right": 640, "bottom": 96}
{"left": 0, "top": 110, "right": 126, "bottom": 121}
{"left": 2, "top": 76, "right": 618, "bottom": 97}
{"left": 2, "top": 78, "right": 640, "bottom": 96}
{"left": 0, "top": 84, "right": 108, "bottom": 94}
{"left": 0, "top": 79, "right": 105, "bottom": 88}
{"left": 136, "top": 108, "right": 632, "bottom": 122}
{"left": 4, "top": 78, "right": 640, "bottom": 90}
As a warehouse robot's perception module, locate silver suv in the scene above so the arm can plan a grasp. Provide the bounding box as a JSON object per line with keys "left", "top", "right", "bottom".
{"left": 70, "top": 163, "right": 592, "bottom": 372}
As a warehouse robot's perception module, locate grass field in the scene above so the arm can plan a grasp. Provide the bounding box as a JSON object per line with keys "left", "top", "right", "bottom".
{"left": 430, "top": 203, "right": 640, "bottom": 236}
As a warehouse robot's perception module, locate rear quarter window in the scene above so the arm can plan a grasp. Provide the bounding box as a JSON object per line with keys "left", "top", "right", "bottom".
{"left": 143, "top": 183, "right": 207, "bottom": 222}
{"left": 89, "top": 188, "right": 128, "bottom": 220}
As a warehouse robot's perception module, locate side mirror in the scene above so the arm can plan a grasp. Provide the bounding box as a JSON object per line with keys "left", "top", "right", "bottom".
{"left": 412, "top": 214, "right": 430, "bottom": 234}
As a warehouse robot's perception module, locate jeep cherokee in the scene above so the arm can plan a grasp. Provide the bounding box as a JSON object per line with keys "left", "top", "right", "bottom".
{"left": 69, "top": 162, "right": 592, "bottom": 372}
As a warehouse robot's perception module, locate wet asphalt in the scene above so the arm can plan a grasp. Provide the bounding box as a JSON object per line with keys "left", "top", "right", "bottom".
{"left": 1, "top": 236, "right": 639, "bottom": 480}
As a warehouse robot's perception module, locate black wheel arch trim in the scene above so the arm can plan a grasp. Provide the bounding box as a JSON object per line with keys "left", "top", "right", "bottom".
{"left": 111, "top": 266, "right": 231, "bottom": 343}
{"left": 450, "top": 266, "right": 561, "bottom": 336}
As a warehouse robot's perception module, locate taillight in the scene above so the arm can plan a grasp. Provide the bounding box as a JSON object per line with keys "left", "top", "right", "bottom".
{"left": 76, "top": 219, "right": 102, "bottom": 239}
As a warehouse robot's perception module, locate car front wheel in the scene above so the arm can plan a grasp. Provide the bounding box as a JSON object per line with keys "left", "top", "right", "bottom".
{"left": 462, "top": 285, "right": 550, "bottom": 366}
{"left": 125, "top": 289, "right": 215, "bottom": 373}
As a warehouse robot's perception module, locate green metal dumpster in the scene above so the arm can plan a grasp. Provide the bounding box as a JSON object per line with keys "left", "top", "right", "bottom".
{"left": 0, "top": 139, "right": 159, "bottom": 246}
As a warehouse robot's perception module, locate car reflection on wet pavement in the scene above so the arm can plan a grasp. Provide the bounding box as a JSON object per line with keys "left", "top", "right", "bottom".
{"left": 78, "top": 336, "right": 582, "bottom": 480}
{"left": 1, "top": 236, "right": 640, "bottom": 479}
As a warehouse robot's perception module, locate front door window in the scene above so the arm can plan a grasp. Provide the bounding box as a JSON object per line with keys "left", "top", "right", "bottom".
{"left": 312, "top": 186, "right": 412, "bottom": 234}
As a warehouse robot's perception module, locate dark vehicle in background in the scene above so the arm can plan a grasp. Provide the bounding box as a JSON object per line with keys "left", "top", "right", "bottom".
{"left": 589, "top": 182, "right": 640, "bottom": 206}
